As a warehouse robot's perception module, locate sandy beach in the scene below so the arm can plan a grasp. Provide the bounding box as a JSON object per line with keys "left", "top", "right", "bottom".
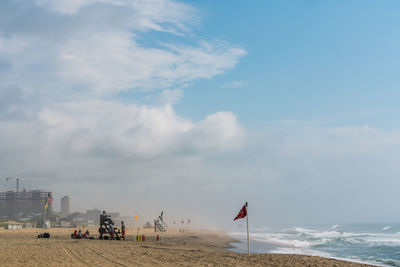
{"left": 0, "top": 227, "right": 375, "bottom": 266}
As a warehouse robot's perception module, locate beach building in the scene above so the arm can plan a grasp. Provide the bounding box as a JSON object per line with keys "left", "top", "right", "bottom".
{"left": 60, "top": 220, "right": 70, "bottom": 227}
{"left": 86, "top": 209, "right": 101, "bottom": 224}
{"left": 4, "top": 221, "right": 23, "bottom": 230}
{"left": 60, "top": 196, "right": 70, "bottom": 218}
{"left": 67, "top": 212, "right": 87, "bottom": 224}
{"left": 0, "top": 190, "right": 52, "bottom": 218}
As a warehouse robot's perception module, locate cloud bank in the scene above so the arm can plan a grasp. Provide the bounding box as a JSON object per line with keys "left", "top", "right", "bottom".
{"left": 0, "top": 0, "right": 246, "bottom": 99}
{"left": 0, "top": 0, "right": 247, "bottom": 224}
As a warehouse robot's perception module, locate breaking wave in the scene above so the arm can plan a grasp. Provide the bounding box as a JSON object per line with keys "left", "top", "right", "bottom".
{"left": 229, "top": 223, "right": 400, "bottom": 266}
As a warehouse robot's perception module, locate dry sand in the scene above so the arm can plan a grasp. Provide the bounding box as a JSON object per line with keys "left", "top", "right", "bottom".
{"left": 0, "top": 227, "right": 374, "bottom": 266}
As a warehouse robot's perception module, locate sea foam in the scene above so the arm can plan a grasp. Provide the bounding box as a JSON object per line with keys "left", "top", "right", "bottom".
{"left": 229, "top": 223, "right": 400, "bottom": 267}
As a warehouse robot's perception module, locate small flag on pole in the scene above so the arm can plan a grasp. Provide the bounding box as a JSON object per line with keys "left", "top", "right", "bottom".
{"left": 44, "top": 193, "right": 52, "bottom": 210}
{"left": 234, "top": 202, "right": 247, "bottom": 221}
{"left": 134, "top": 215, "right": 139, "bottom": 222}
{"left": 234, "top": 202, "right": 250, "bottom": 255}
{"left": 42, "top": 193, "right": 52, "bottom": 232}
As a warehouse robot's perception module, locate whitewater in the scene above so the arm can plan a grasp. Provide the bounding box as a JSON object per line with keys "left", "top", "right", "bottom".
{"left": 229, "top": 224, "right": 400, "bottom": 266}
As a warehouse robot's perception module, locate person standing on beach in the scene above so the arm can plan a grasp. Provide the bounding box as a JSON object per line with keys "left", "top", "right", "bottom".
{"left": 121, "top": 221, "right": 126, "bottom": 240}
{"left": 109, "top": 222, "right": 115, "bottom": 240}
{"left": 100, "top": 210, "right": 106, "bottom": 224}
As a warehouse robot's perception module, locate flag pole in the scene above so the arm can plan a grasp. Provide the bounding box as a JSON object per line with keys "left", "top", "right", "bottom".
{"left": 42, "top": 201, "right": 48, "bottom": 234}
{"left": 246, "top": 202, "right": 249, "bottom": 256}
{"left": 42, "top": 206, "right": 46, "bottom": 233}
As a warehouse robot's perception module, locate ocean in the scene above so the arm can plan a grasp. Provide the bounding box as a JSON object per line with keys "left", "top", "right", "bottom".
{"left": 229, "top": 224, "right": 400, "bottom": 266}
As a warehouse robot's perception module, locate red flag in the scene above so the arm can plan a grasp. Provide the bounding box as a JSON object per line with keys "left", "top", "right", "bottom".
{"left": 234, "top": 202, "right": 247, "bottom": 221}
{"left": 47, "top": 193, "right": 53, "bottom": 204}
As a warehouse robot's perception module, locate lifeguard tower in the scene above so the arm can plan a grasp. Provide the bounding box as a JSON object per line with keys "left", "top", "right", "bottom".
{"left": 98, "top": 211, "right": 121, "bottom": 240}
{"left": 154, "top": 211, "right": 167, "bottom": 233}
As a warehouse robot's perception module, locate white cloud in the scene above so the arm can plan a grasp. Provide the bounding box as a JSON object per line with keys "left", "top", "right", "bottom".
{"left": 34, "top": 0, "right": 197, "bottom": 35}
{"left": 0, "top": 98, "right": 244, "bottom": 195}
{"left": 58, "top": 33, "right": 246, "bottom": 96}
{"left": 37, "top": 100, "right": 244, "bottom": 159}
{"left": 128, "top": 0, "right": 198, "bottom": 34}
{"left": 0, "top": 0, "right": 245, "bottom": 99}
{"left": 191, "top": 112, "right": 244, "bottom": 151}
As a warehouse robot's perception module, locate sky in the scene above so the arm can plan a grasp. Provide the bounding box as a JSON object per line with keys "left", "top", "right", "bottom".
{"left": 1, "top": 0, "right": 400, "bottom": 229}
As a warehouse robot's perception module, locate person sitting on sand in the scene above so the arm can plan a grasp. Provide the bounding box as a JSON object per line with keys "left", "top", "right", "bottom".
{"left": 78, "top": 229, "right": 82, "bottom": 239}
{"left": 71, "top": 230, "right": 78, "bottom": 239}
{"left": 121, "top": 221, "right": 126, "bottom": 240}
{"left": 82, "top": 230, "right": 89, "bottom": 239}
{"left": 109, "top": 222, "right": 115, "bottom": 239}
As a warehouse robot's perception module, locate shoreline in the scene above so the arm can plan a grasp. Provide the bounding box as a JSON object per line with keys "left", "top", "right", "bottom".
{"left": 226, "top": 234, "right": 381, "bottom": 267}
{"left": 0, "top": 227, "right": 376, "bottom": 266}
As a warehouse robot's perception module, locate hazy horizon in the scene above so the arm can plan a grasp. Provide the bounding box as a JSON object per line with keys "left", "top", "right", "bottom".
{"left": 1, "top": 0, "right": 400, "bottom": 230}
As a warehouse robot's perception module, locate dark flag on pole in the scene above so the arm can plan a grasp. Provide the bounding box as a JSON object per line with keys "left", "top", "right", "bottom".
{"left": 233, "top": 202, "right": 250, "bottom": 255}
{"left": 234, "top": 202, "right": 248, "bottom": 221}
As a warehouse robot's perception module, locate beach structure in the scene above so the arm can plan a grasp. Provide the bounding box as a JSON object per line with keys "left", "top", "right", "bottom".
{"left": 0, "top": 190, "right": 53, "bottom": 218}
{"left": 98, "top": 211, "right": 122, "bottom": 240}
{"left": 86, "top": 209, "right": 101, "bottom": 223}
{"left": 66, "top": 212, "right": 87, "bottom": 225}
{"left": 4, "top": 220, "right": 23, "bottom": 230}
{"left": 60, "top": 209, "right": 121, "bottom": 227}
{"left": 154, "top": 211, "right": 167, "bottom": 232}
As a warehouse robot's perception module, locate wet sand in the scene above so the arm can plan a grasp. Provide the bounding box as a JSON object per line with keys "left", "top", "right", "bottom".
{"left": 0, "top": 227, "right": 374, "bottom": 266}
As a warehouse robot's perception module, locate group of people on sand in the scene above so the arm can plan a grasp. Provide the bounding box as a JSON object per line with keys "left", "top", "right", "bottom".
{"left": 71, "top": 229, "right": 90, "bottom": 239}
{"left": 71, "top": 210, "right": 127, "bottom": 240}
{"left": 71, "top": 222, "right": 126, "bottom": 240}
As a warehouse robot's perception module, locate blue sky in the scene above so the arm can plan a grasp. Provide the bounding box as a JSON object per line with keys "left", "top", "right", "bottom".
{"left": 2, "top": 0, "right": 400, "bottom": 227}
{"left": 175, "top": 1, "right": 400, "bottom": 129}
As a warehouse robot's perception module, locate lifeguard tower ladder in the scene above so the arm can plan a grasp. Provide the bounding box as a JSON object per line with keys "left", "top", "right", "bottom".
{"left": 99, "top": 211, "right": 121, "bottom": 240}
{"left": 154, "top": 211, "right": 167, "bottom": 232}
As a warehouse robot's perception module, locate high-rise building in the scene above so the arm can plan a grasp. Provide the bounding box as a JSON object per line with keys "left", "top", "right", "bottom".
{"left": 0, "top": 190, "right": 52, "bottom": 217}
{"left": 60, "top": 196, "right": 70, "bottom": 218}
